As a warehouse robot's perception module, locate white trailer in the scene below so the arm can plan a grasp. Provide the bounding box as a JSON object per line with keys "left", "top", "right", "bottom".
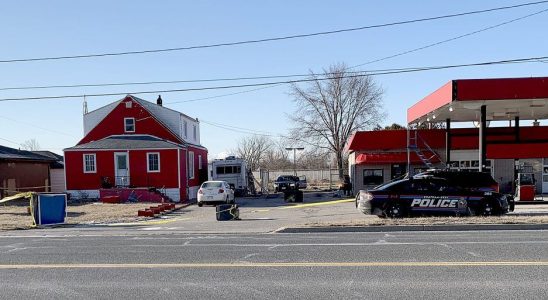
{"left": 210, "top": 156, "right": 250, "bottom": 196}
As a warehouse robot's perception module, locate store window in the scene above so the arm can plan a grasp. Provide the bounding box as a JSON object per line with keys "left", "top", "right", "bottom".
{"left": 363, "top": 169, "right": 383, "bottom": 185}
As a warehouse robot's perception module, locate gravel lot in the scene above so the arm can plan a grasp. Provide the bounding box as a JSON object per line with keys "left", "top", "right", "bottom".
{"left": 1, "top": 194, "right": 548, "bottom": 232}
{"left": 0, "top": 202, "right": 153, "bottom": 231}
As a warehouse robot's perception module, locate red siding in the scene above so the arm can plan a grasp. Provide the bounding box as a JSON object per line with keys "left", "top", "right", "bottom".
{"left": 407, "top": 81, "right": 453, "bottom": 123}
{"left": 347, "top": 126, "right": 548, "bottom": 158}
{"left": 187, "top": 146, "right": 208, "bottom": 187}
{"left": 179, "top": 149, "right": 187, "bottom": 201}
{"left": 456, "top": 77, "right": 548, "bottom": 101}
{"left": 64, "top": 149, "right": 179, "bottom": 190}
{"left": 488, "top": 143, "right": 548, "bottom": 159}
{"left": 127, "top": 150, "right": 179, "bottom": 188}
{"left": 79, "top": 96, "right": 182, "bottom": 145}
{"left": 65, "top": 151, "right": 114, "bottom": 190}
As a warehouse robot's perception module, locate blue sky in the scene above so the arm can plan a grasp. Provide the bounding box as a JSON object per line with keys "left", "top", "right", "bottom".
{"left": 1, "top": 1, "right": 547, "bottom": 157}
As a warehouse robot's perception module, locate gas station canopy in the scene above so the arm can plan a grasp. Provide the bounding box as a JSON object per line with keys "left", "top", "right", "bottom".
{"left": 407, "top": 77, "right": 548, "bottom": 124}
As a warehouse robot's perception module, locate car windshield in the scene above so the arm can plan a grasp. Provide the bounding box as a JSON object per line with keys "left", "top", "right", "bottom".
{"left": 202, "top": 182, "right": 223, "bottom": 188}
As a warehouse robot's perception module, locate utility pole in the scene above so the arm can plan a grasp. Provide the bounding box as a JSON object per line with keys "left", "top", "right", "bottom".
{"left": 285, "top": 147, "right": 304, "bottom": 176}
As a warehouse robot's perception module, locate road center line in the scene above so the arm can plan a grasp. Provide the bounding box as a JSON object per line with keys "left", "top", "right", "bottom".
{"left": 0, "top": 261, "right": 547, "bottom": 269}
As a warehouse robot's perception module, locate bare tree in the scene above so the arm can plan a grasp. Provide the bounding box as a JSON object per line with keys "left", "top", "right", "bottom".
{"left": 374, "top": 123, "right": 406, "bottom": 130}
{"left": 20, "top": 138, "right": 41, "bottom": 151}
{"left": 235, "top": 135, "right": 273, "bottom": 171}
{"left": 289, "top": 63, "right": 384, "bottom": 179}
{"left": 262, "top": 140, "right": 292, "bottom": 170}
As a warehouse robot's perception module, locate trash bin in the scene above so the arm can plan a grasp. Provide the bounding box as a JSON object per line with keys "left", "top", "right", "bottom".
{"left": 283, "top": 190, "right": 303, "bottom": 203}
{"left": 30, "top": 194, "right": 67, "bottom": 225}
{"left": 216, "top": 204, "right": 240, "bottom": 221}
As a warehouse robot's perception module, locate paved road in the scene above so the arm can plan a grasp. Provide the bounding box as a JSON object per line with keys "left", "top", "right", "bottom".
{"left": 1, "top": 230, "right": 547, "bottom": 299}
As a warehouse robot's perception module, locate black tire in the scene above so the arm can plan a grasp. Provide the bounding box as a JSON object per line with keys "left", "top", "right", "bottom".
{"left": 478, "top": 200, "right": 498, "bottom": 216}
{"left": 197, "top": 202, "right": 203, "bottom": 207}
{"left": 384, "top": 201, "right": 406, "bottom": 218}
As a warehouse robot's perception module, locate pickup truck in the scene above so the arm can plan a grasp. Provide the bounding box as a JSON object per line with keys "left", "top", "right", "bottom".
{"left": 274, "top": 175, "right": 306, "bottom": 192}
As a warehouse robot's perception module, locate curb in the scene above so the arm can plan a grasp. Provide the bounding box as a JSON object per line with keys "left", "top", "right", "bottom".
{"left": 277, "top": 223, "right": 548, "bottom": 233}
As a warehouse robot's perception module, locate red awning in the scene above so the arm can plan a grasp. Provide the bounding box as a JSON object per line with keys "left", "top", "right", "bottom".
{"left": 356, "top": 152, "right": 441, "bottom": 165}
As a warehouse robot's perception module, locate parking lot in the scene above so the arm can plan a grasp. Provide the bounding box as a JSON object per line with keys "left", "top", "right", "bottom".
{"left": 112, "top": 193, "right": 548, "bottom": 234}
{"left": 134, "top": 192, "right": 366, "bottom": 233}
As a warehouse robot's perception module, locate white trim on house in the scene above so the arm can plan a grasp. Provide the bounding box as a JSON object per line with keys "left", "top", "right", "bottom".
{"left": 124, "top": 117, "right": 135, "bottom": 132}
{"left": 188, "top": 151, "right": 195, "bottom": 179}
{"left": 114, "top": 152, "right": 130, "bottom": 186}
{"left": 198, "top": 155, "right": 202, "bottom": 170}
{"left": 177, "top": 149, "right": 181, "bottom": 191}
{"left": 83, "top": 153, "right": 97, "bottom": 173}
{"left": 147, "top": 152, "right": 161, "bottom": 173}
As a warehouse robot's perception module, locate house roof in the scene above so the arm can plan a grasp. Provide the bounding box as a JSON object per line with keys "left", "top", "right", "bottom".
{"left": 0, "top": 145, "right": 56, "bottom": 162}
{"left": 31, "top": 151, "right": 64, "bottom": 168}
{"left": 65, "top": 135, "right": 182, "bottom": 151}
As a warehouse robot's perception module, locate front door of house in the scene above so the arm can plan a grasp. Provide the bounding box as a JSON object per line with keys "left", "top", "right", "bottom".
{"left": 114, "top": 152, "right": 129, "bottom": 187}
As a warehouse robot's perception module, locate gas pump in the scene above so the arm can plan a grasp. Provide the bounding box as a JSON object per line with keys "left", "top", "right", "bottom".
{"left": 515, "top": 172, "right": 536, "bottom": 201}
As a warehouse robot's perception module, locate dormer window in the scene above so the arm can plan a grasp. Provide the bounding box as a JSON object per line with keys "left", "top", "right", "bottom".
{"left": 124, "top": 118, "right": 135, "bottom": 132}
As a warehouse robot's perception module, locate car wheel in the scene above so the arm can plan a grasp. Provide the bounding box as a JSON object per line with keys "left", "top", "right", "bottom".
{"left": 384, "top": 201, "right": 405, "bottom": 218}
{"left": 198, "top": 202, "right": 203, "bottom": 207}
{"left": 479, "top": 200, "right": 497, "bottom": 216}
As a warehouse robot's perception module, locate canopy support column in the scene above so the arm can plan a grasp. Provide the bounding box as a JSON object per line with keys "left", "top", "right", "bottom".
{"left": 515, "top": 116, "right": 520, "bottom": 142}
{"left": 479, "top": 105, "right": 487, "bottom": 172}
{"left": 445, "top": 118, "right": 451, "bottom": 167}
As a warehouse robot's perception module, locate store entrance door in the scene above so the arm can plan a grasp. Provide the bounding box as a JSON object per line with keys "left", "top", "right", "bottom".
{"left": 391, "top": 164, "right": 406, "bottom": 180}
{"left": 542, "top": 158, "right": 548, "bottom": 194}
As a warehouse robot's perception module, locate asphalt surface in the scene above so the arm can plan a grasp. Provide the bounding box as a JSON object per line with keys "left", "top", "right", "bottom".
{"left": 1, "top": 230, "right": 548, "bottom": 299}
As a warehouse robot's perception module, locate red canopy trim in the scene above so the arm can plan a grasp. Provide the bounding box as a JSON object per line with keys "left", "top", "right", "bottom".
{"left": 356, "top": 151, "right": 441, "bottom": 165}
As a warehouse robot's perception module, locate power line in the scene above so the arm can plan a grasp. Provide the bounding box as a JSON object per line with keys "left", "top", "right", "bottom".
{"left": 0, "top": 55, "right": 545, "bottom": 103}
{"left": 2, "top": 7, "right": 546, "bottom": 94}
{"left": 170, "top": 7, "right": 548, "bottom": 105}
{"left": 350, "top": 8, "right": 548, "bottom": 68}
{"left": 0, "top": 137, "right": 21, "bottom": 146}
{"left": 200, "top": 119, "right": 330, "bottom": 149}
{"left": 1, "top": 1, "right": 547, "bottom": 64}
{"left": 0, "top": 115, "right": 76, "bottom": 137}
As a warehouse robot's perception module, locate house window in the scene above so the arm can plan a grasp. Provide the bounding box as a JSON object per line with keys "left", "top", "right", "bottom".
{"left": 198, "top": 155, "right": 202, "bottom": 170}
{"left": 125, "top": 101, "right": 132, "bottom": 108}
{"left": 147, "top": 153, "right": 160, "bottom": 172}
{"left": 363, "top": 169, "right": 383, "bottom": 185}
{"left": 124, "top": 118, "right": 135, "bottom": 132}
{"left": 188, "top": 151, "right": 195, "bottom": 179}
{"left": 83, "top": 154, "right": 96, "bottom": 173}
{"left": 193, "top": 125, "right": 197, "bottom": 140}
{"left": 183, "top": 120, "right": 188, "bottom": 138}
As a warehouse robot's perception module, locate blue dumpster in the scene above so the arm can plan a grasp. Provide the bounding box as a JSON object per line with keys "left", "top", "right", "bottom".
{"left": 31, "top": 194, "right": 67, "bottom": 225}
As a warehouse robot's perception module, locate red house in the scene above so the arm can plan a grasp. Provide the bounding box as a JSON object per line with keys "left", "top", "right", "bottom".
{"left": 64, "top": 95, "right": 208, "bottom": 202}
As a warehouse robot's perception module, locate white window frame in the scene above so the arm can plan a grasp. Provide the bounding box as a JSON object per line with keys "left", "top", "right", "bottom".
{"left": 188, "top": 151, "right": 195, "bottom": 179}
{"left": 183, "top": 120, "right": 188, "bottom": 138}
{"left": 193, "top": 125, "right": 197, "bottom": 140}
{"left": 124, "top": 117, "right": 135, "bottom": 132}
{"left": 147, "top": 152, "right": 160, "bottom": 173}
{"left": 125, "top": 101, "right": 132, "bottom": 108}
{"left": 198, "top": 155, "right": 202, "bottom": 170}
{"left": 83, "top": 153, "right": 97, "bottom": 173}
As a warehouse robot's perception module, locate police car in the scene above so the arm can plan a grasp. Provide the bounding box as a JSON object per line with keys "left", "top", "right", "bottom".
{"left": 356, "top": 176, "right": 513, "bottom": 218}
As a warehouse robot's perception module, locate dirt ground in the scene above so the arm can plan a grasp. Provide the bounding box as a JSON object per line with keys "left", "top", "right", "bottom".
{"left": 306, "top": 215, "right": 548, "bottom": 227}
{"left": 0, "top": 203, "right": 153, "bottom": 231}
